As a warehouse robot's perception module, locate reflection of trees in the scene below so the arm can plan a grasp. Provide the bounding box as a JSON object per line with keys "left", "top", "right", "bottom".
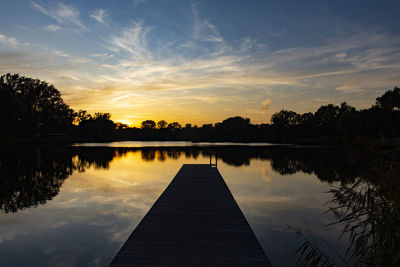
{"left": 0, "top": 147, "right": 119, "bottom": 213}
{"left": 134, "top": 146, "right": 361, "bottom": 184}
{"left": 105, "top": 146, "right": 366, "bottom": 184}
{"left": 0, "top": 149, "right": 75, "bottom": 213}
{"left": 157, "top": 150, "right": 167, "bottom": 162}
{"left": 167, "top": 150, "right": 181, "bottom": 159}
{"left": 192, "top": 150, "right": 199, "bottom": 159}
{"left": 1, "top": 145, "right": 369, "bottom": 213}
{"left": 76, "top": 148, "right": 119, "bottom": 170}
{"left": 141, "top": 149, "right": 156, "bottom": 162}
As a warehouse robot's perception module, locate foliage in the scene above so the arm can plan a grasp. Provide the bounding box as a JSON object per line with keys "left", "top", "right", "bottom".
{"left": 157, "top": 120, "right": 168, "bottom": 129}
{"left": 375, "top": 87, "right": 400, "bottom": 111}
{"left": 77, "top": 112, "right": 116, "bottom": 138}
{"left": 74, "top": 110, "right": 91, "bottom": 125}
{"left": 271, "top": 110, "right": 300, "bottom": 129}
{"left": 290, "top": 226, "right": 338, "bottom": 267}
{"left": 141, "top": 120, "right": 156, "bottom": 129}
{"left": 327, "top": 179, "right": 400, "bottom": 266}
{"left": 167, "top": 122, "right": 182, "bottom": 130}
{"left": 267, "top": 88, "right": 400, "bottom": 143}
{"left": 0, "top": 73, "right": 74, "bottom": 136}
{"left": 293, "top": 139, "right": 400, "bottom": 267}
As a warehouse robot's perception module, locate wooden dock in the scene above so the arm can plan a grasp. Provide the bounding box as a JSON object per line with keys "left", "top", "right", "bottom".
{"left": 110, "top": 164, "right": 272, "bottom": 266}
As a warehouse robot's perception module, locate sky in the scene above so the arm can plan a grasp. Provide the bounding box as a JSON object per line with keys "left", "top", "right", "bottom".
{"left": 0, "top": 0, "right": 399, "bottom": 126}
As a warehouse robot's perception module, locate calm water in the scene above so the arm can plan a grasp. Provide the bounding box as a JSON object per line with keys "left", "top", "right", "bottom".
{"left": 0, "top": 143, "right": 352, "bottom": 266}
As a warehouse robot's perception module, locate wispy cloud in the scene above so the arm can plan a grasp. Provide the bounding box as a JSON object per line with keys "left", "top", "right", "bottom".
{"left": 54, "top": 50, "right": 70, "bottom": 57}
{"left": 132, "top": 0, "right": 147, "bottom": 8}
{"left": 63, "top": 23, "right": 400, "bottom": 107}
{"left": 192, "top": 4, "right": 224, "bottom": 43}
{"left": 43, "top": 24, "right": 61, "bottom": 32}
{"left": 69, "top": 57, "right": 92, "bottom": 64}
{"left": 261, "top": 99, "right": 271, "bottom": 113}
{"left": 111, "top": 21, "right": 151, "bottom": 60}
{"left": 0, "top": 33, "right": 23, "bottom": 48}
{"left": 90, "top": 9, "right": 107, "bottom": 26}
{"left": 335, "top": 85, "right": 362, "bottom": 93}
{"left": 92, "top": 53, "right": 114, "bottom": 58}
{"left": 31, "top": 1, "right": 86, "bottom": 30}
{"left": 240, "top": 37, "right": 254, "bottom": 51}
{"left": 193, "top": 96, "right": 219, "bottom": 104}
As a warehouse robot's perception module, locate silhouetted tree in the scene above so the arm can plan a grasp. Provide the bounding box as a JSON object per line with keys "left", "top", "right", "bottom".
{"left": 167, "top": 122, "right": 182, "bottom": 130}
{"left": 78, "top": 112, "right": 116, "bottom": 138}
{"left": 215, "top": 116, "right": 255, "bottom": 141}
{"left": 271, "top": 110, "right": 300, "bottom": 129}
{"left": 0, "top": 73, "right": 74, "bottom": 136}
{"left": 157, "top": 120, "right": 168, "bottom": 129}
{"left": 141, "top": 120, "right": 156, "bottom": 129}
{"left": 74, "top": 109, "right": 92, "bottom": 125}
{"left": 376, "top": 87, "right": 400, "bottom": 111}
{"left": 115, "top": 122, "right": 129, "bottom": 130}
{"left": 270, "top": 110, "right": 300, "bottom": 140}
{"left": 313, "top": 104, "right": 340, "bottom": 136}
{"left": 93, "top": 112, "right": 111, "bottom": 121}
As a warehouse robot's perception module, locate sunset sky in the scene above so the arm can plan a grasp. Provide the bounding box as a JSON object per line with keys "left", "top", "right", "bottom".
{"left": 1, "top": 0, "right": 399, "bottom": 126}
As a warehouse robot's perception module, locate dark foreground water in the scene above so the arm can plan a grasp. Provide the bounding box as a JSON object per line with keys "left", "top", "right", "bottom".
{"left": 0, "top": 142, "right": 355, "bottom": 266}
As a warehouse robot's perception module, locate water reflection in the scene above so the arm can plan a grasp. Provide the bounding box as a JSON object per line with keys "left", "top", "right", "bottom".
{"left": 0, "top": 149, "right": 74, "bottom": 213}
{"left": 0, "top": 146, "right": 359, "bottom": 213}
{"left": 1, "top": 144, "right": 382, "bottom": 266}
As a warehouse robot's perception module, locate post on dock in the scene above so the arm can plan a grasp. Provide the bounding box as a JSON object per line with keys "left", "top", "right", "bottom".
{"left": 209, "top": 152, "right": 217, "bottom": 167}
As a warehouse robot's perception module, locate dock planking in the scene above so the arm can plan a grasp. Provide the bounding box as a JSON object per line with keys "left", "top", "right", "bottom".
{"left": 110, "top": 164, "right": 272, "bottom": 266}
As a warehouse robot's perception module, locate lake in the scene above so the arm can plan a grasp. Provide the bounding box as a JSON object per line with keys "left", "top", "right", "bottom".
{"left": 0, "top": 142, "right": 352, "bottom": 266}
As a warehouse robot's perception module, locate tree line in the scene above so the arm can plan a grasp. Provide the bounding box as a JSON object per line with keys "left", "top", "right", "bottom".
{"left": 1, "top": 73, "right": 399, "bottom": 144}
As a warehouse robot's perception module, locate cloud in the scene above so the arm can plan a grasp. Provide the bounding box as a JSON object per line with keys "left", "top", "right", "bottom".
{"left": 92, "top": 53, "right": 114, "bottom": 58}
{"left": 78, "top": 26, "right": 399, "bottom": 109}
{"left": 0, "top": 33, "right": 22, "bottom": 48}
{"left": 335, "top": 85, "right": 362, "bottom": 93}
{"left": 90, "top": 9, "right": 107, "bottom": 25}
{"left": 240, "top": 37, "right": 254, "bottom": 51}
{"left": 69, "top": 57, "right": 92, "bottom": 64}
{"left": 31, "top": 1, "right": 86, "bottom": 30}
{"left": 194, "top": 96, "right": 219, "bottom": 104}
{"left": 43, "top": 24, "right": 61, "bottom": 32}
{"left": 261, "top": 99, "right": 272, "bottom": 113}
{"left": 132, "top": 0, "right": 147, "bottom": 7}
{"left": 111, "top": 22, "right": 151, "bottom": 59}
{"left": 54, "top": 50, "right": 70, "bottom": 57}
{"left": 59, "top": 74, "right": 80, "bottom": 81}
{"left": 192, "top": 4, "right": 224, "bottom": 43}
{"left": 31, "top": 0, "right": 48, "bottom": 14}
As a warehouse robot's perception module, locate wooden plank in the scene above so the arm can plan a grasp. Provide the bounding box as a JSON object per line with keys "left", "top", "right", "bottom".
{"left": 110, "top": 164, "right": 272, "bottom": 266}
